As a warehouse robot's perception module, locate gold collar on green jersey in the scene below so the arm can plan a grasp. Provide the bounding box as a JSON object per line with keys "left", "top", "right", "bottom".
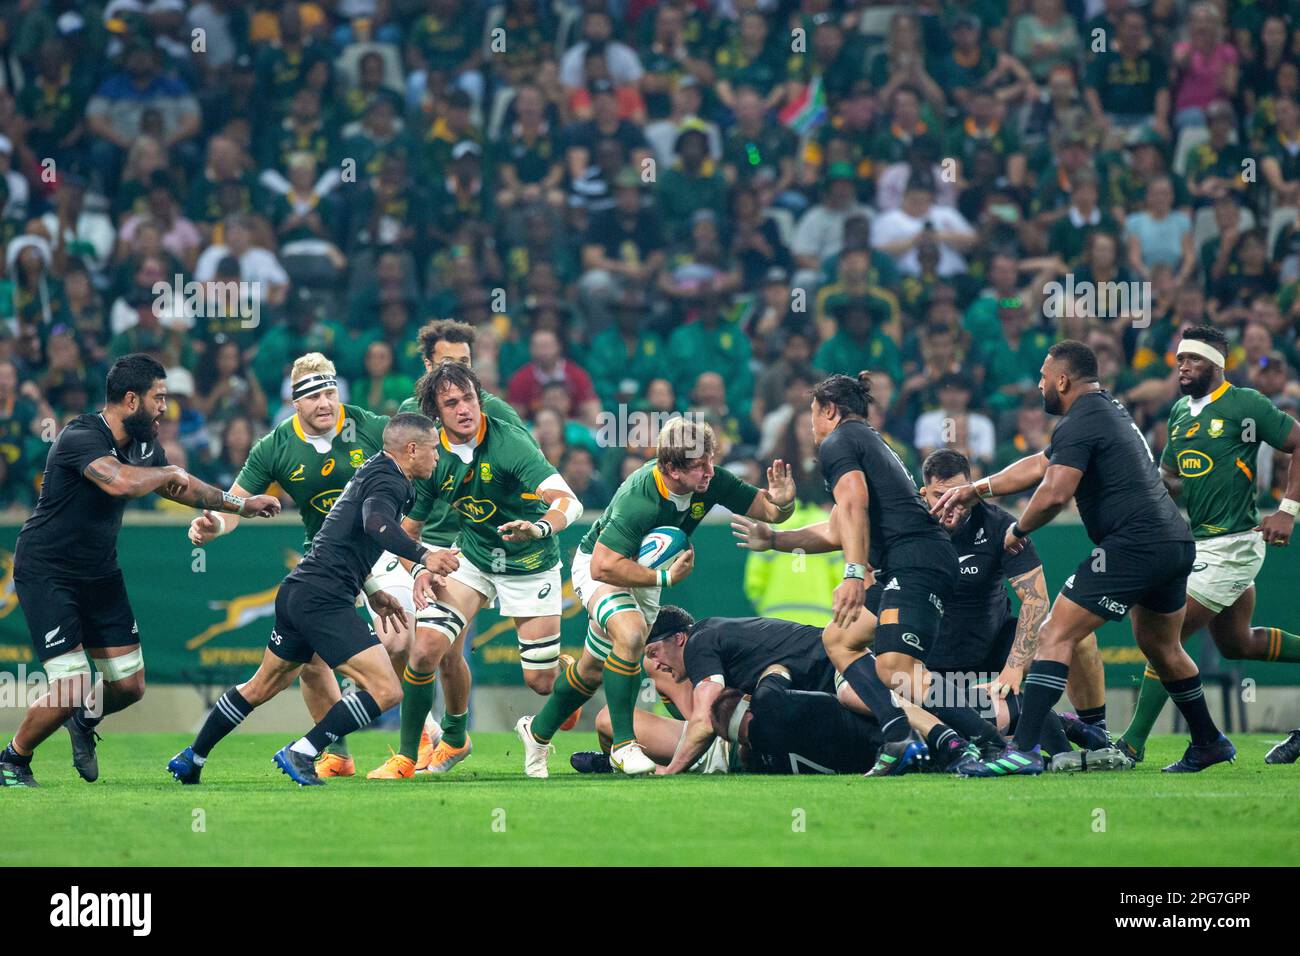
{"left": 291, "top": 405, "right": 347, "bottom": 443}
{"left": 439, "top": 414, "right": 488, "bottom": 452}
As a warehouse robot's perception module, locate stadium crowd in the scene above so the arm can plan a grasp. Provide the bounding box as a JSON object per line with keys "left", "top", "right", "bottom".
{"left": 0, "top": 0, "right": 1298, "bottom": 518}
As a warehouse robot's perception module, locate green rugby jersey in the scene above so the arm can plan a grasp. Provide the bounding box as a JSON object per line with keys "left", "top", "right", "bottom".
{"left": 409, "top": 414, "right": 559, "bottom": 575}
{"left": 398, "top": 388, "right": 530, "bottom": 547}
{"left": 236, "top": 404, "right": 389, "bottom": 550}
{"left": 1162, "top": 381, "right": 1294, "bottom": 538}
{"left": 578, "top": 460, "right": 760, "bottom": 557}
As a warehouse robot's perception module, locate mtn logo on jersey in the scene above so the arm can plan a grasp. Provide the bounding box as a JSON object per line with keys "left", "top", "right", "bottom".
{"left": 1176, "top": 450, "right": 1214, "bottom": 478}
{"left": 309, "top": 489, "right": 344, "bottom": 514}
{"left": 454, "top": 496, "right": 498, "bottom": 523}
{"left": 289, "top": 464, "right": 306, "bottom": 481}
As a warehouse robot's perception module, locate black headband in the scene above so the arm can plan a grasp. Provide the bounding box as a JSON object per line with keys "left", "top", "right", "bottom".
{"left": 292, "top": 373, "right": 337, "bottom": 400}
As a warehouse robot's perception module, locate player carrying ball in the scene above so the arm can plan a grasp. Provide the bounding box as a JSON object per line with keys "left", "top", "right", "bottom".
{"left": 1115, "top": 326, "right": 1300, "bottom": 765}
{"left": 515, "top": 416, "right": 798, "bottom": 777}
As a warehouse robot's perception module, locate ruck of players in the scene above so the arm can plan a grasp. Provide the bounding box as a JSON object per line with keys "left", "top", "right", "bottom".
{"left": 4, "top": 327, "right": 1300, "bottom": 788}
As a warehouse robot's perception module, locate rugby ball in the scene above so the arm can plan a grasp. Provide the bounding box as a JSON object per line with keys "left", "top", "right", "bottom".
{"left": 637, "top": 526, "right": 690, "bottom": 569}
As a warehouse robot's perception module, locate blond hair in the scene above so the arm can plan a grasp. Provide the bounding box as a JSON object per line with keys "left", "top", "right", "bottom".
{"left": 291, "top": 352, "right": 336, "bottom": 385}
{"left": 656, "top": 415, "right": 715, "bottom": 470}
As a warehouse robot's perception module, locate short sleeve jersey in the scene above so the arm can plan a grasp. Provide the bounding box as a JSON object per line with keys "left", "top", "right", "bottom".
{"left": 15, "top": 414, "right": 168, "bottom": 578}
{"left": 289, "top": 454, "right": 415, "bottom": 596}
{"left": 236, "top": 404, "right": 389, "bottom": 551}
{"left": 409, "top": 416, "right": 559, "bottom": 575}
{"left": 1046, "top": 390, "right": 1193, "bottom": 546}
{"left": 578, "top": 460, "right": 760, "bottom": 558}
{"left": 928, "top": 501, "right": 1042, "bottom": 671}
{"left": 682, "top": 616, "right": 833, "bottom": 695}
{"left": 398, "top": 388, "right": 531, "bottom": 547}
{"left": 1162, "top": 382, "right": 1295, "bottom": 538}
{"left": 818, "top": 419, "right": 950, "bottom": 577}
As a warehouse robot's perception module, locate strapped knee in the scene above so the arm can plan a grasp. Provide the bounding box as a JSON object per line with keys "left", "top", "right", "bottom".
{"left": 96, "top": 647, "right": 144, "bottom": 682}
{"left": 44, "top": 649, "right": 92, "bottom": 683}
{"left": 416, "top": 602, "right": 467, "bottom": 644}
{"left": 519, "top": 632, "right": 561, "bottom": 671}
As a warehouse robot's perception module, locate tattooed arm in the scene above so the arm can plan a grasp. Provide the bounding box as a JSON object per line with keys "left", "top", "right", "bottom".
{"left": 83, "top": 456, "right": 190, "bottom": 499}
{"left": 156, "top": 471, "right": 281, "bottom": 517}
{"left": 990, "top": 565, "right": 1051, "bottom": 698}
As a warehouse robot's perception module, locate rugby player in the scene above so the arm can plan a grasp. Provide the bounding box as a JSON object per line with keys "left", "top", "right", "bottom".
{"left": 167, "top": 414, "right": 459, "bottom": 786}
{"left": 515, "top": 417, "right": 798, "bottom": 776}
{"left": 187, "top": 352, "right": 410, "bottom": 779}
{"left": 365, "top": 362, "right": 583, "bottom": 780}
{"left": 369, "top": 320, "right": 534, "bottom": 776}
{"left": 710, "top": 679, "right": 885, "bottom": 775}
{"left": 917, "top": 449, "right": 1125, "bottom": 770}
{"left": 638, "top": 606, "right": 983, "bottom": 775}
{"left": 933, "top": 341, "right": 1234, "bottom": 776}
{"left": 732, "top": 373, "right": 1001, "bottom": 776}
{"left": 0, "top": 354, "right": 281, "bottom": 788}
{"left": 1112, "top": 326, "right": 1300, "bottom": 765}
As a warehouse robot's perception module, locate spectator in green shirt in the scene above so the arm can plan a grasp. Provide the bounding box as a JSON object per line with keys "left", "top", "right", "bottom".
{"left": 814, "top": 295, "right": 903, "bottom": 386}
{"left": 657, "top": 122, "right": 729, "bottom": 245}
{"left": 586, "top": 289, "right": 668, "bottom": 409}
{"left": 666, "top": 291, "right": 754, "bottom": 419}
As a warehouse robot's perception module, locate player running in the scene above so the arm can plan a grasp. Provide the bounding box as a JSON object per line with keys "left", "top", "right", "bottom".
{"left": 186, "top": 353, "right": 406, "bottom": 779}
{"left": 515, "top": 416, "right": 798, "bottom": 777}
{"left": 733, "top": 373, "right": 999, "bottom": 776}
{"left": 167, "top": 414, "right": 459, "bottom": 786}
{"left": 1113, "top": 326, "right": 1300, "bottom": 765}
{"left": 0, "top": 354, "right": 280, "bottom": 788}
{"left": 366, "top": 361, "right": 583, "bottom": 779}
{"left": 933, "top": 341, "right": 1234, "bottom": 776}
{"left": 366, "top": 319, "right": 533, "bottom": 777}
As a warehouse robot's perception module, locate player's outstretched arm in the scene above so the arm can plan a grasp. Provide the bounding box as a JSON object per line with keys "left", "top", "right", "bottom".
{"left": 158, "top": 473, "right": 281, "bottom": 518}
{"left": 84, "top": 456, "right": 191, "bottom": 500}
{"left": 1010, "top": 463, "right": 1082, "bottom": 541}
{"left": 830, "top": 473, "right": 871, "bottom": 629}
{"left": 1259, "top": 421, "right": 1300, "bottom": 547}
{"left": 658, "top": 679, "right": 724, "bottom": 775}
{"left": 730, "top": 514, "right": 840, "bottom": 553}
{"left": 930, "top": 451, "right": 1050, "bottom": 518}
{"left": 498, "top": 476, "right": 584, "bottom": 541}
{"left": 188, "top": 481, "right": 259, "bottom": 545}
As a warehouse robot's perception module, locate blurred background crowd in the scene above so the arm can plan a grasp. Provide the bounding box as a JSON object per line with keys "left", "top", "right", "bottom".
{"left": 0, "top": 0, "right": 1298, "bottom": 522}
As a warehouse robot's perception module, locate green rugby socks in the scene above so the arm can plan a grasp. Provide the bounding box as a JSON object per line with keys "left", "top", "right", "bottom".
{"left": 398, "top": 666, "right": 437, "bottom": 760}
{"left": 531, "top": 658, "right": 597, "bottom": 743}
{"left": 442, "top": 710, "right": 469, "bottom": 749}
{"left": 603, "top": 653, "right": 642, "bottom": 751}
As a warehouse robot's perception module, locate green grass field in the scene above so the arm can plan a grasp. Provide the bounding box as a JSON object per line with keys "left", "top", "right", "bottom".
{"left": 4, "top": 732, "right": 1297, "bottom": 866}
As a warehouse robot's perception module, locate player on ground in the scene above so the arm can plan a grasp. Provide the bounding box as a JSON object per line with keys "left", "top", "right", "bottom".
{"left": 933, "top": 340, "right": 1234, "bottom": 776}
{"left": 187, "top": 353, "right": 399, "bottom": 779}
{"left": 638, "top": 606, "right": 984, "bottom": 775}
{"left": 710, "top": 678, "right": 885, "bottom": 775}
{"left": 366, "top": 362, "right": 583, "bottom": 779}
{"left": 515, "top": 417, "right": 798, "bottom": 777}
{"left": 167, "top": 414, "right": 459, "bottom": 786}
{"left": 0, "top": 354, "right": 280, "bottom": 788}
{"left": 368, "top": 319, "right": 532, "bottom": 775}
{"left": 733, "top": 373, "right": 1000, "bottom": 776}
{"left": 1112, "top": 326, "right": 1300, "bottom": 764}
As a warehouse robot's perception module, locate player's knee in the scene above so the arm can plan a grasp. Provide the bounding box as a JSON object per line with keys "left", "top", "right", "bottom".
{"left": 523, "top": 666, "right": 558, "bottom": 695}
{"left": 594, "top": 706, "right": 612, "bottom": 737}
{"left": 1219, "top": 630, "right": 1257, "bottom": 660}
{"left": 116, "top": 675, "right": 145, "bottom": 704}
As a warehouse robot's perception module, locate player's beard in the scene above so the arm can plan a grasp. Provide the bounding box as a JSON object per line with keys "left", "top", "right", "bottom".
{"left": 1041, "top": 385, "right": 1063, "bottom": 416}
{"left": 1179, "top": 369, "right": 1214, "bottom": 398}
{"left": 123, "top": 406, "right": 159, "bottom": 444}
